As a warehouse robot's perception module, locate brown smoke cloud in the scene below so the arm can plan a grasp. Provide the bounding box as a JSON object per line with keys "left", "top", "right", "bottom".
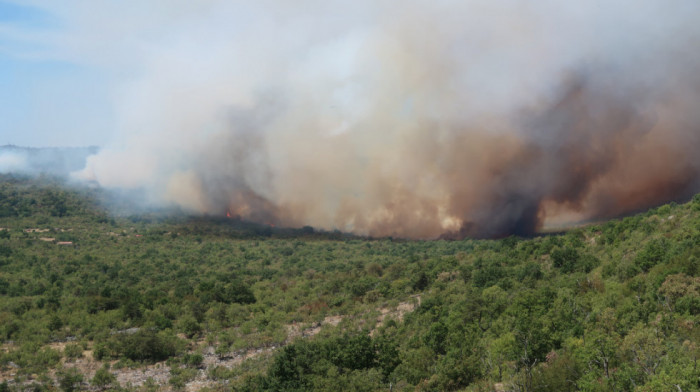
{"left": 69, "top": 0, "right": 700, "bottom": 238}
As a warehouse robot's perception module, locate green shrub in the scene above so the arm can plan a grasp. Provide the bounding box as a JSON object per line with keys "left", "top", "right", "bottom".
{"left": 169, "top": 367, "right": 197, "bottom": 390}
{"left": 551, "top": 247, "right": 580, "bottom": 273}
{"left": 57, "top": 368, "right": 83, "bottom": 392}
{"left": 91, "top": 364, "right": 116, "bottom": 389}
{"left": 183, "top": 353, "right": 204, "bottom": 368}
{"left": 178, "top": 316, "right": 202, "bottom": 338}
{"left": 63, "top": 343, "right": 83, "bottom": 359}
{"left": 113, "top": 329, "right": 179, "bottom": 362}
{"left": 635, "top": 239, "right": 668, "bottom": 272}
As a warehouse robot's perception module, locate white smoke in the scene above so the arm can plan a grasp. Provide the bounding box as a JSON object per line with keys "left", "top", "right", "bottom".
{"left": 9, "top": 0, "right": 700, "bottom": 237}
{"left": 0, "top": 151, "right": 27, "bottom": 173}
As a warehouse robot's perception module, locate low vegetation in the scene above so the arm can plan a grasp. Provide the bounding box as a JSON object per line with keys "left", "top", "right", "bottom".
{"left": 0, "top": 173, "right": 698, "bottom": 391}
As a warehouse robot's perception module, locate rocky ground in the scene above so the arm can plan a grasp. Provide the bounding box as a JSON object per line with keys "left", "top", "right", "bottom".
{"left": 0, "top": 297, "right": 421, "bottom": 391}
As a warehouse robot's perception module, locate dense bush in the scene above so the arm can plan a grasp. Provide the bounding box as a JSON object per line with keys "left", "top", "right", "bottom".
{"left": 249, "top": 334, "right": 393, "bottom": 391}
{"left": 105, "top": 329, "right": 181, "bottom": 362}
{"left": 0, "top": 176, "right": 697, "bottom": 391}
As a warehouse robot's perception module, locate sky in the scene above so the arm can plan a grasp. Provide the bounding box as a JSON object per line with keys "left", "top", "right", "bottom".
{"left": 0, "top": 1, "right": 113, "bottom": 146}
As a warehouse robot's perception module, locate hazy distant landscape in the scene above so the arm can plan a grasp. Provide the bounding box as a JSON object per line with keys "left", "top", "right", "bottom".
{"left": 0, "top": 146, "right": 98, "bottom": 178}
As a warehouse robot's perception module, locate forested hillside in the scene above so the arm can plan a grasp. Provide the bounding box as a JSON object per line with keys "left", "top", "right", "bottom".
{"left": 0, "top": 174, "right": 698, "bottom": 391}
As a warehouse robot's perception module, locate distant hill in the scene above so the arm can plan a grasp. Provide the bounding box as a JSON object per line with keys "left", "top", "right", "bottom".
{"left": 0, "top": 145, "right": 98, "bottom": 177}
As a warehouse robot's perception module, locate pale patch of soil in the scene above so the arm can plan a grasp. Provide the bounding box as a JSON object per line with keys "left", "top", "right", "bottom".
{"left": 114, "top": 363, "right": 170, "bottom": 389}
{"left": 285, "top": 314, "right": 344, "bottom": 341}
{"left": 371, "top": 295, "right": 421, "bottom": 336}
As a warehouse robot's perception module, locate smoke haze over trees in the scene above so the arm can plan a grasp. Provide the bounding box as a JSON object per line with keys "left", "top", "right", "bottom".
{"left": 0, "top": 145, "right": 97, "bottom": 178}
{"left": 4, "top": 1, "right": 700, "bottom": 238}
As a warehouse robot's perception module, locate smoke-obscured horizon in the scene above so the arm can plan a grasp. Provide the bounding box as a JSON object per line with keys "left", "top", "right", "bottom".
{"left": 50, "top": 0, "right": 700, "bottom": 238}
{"left": 0, "top": 145, "right": 98, "bottom": 178}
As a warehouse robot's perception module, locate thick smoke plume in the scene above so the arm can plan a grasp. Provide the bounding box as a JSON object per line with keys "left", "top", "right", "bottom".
{"left": 65, "top": 0, "right": 700, "bottom": 238}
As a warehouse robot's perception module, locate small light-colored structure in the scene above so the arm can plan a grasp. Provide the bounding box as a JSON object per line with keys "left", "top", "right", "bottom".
{"left": 57, "top": 241, "right": 73, "bottom": 246}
